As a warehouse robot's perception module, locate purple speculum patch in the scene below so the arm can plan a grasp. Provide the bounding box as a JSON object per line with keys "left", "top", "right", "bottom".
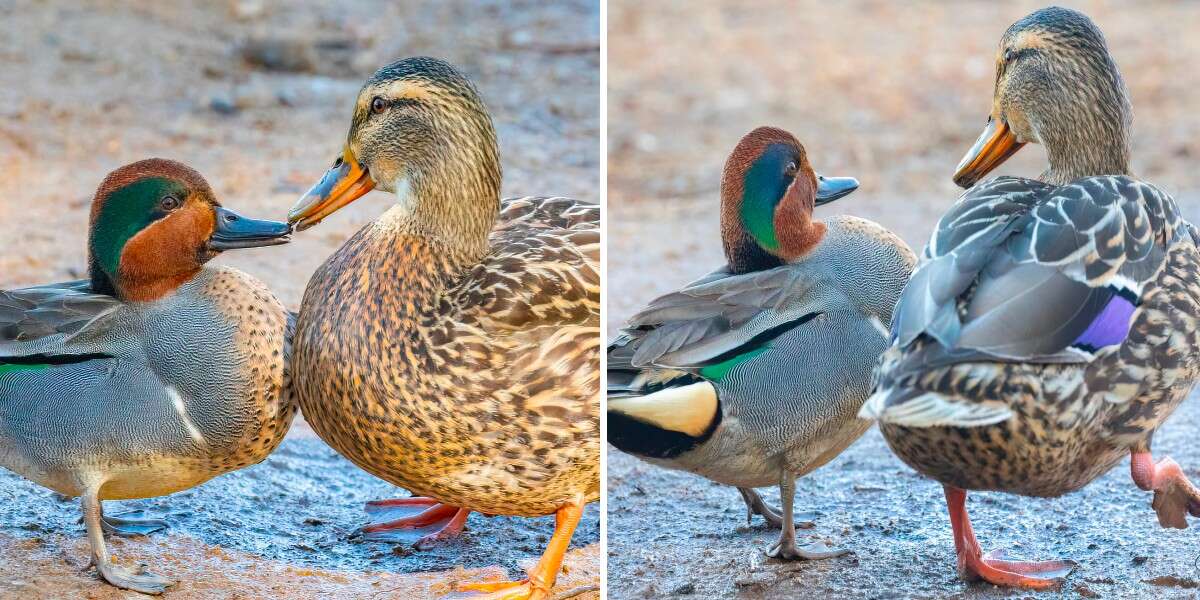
{"left": 1073, "top": 294, "right": 1137, "bottom": 352}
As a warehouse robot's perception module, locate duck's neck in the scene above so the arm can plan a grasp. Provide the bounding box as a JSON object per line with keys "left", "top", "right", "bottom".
{"left": 720, "top": 192, "right": 824, "bottom": 274}
{"left": 369, "top": 217, "right": 468, "bottom": 307}
{"left": 1037, "top": 95, "right": 1132, "bottom": 186}
{"left": 386, "top": 149, "right": 502, "bottom": 271}
{"left": 88, "top": 258, "right": 119, "bottom": 297}
{"left": 722, "top": 225, "right": 784, "bottom": 274}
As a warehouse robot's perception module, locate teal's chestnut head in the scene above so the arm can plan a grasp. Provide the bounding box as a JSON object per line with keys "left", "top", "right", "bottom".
{"left": 87, "top": 159, "right": 291, "bottom": 301}
{"left": 720, "top": 126, "right": 858, "bottom": 274}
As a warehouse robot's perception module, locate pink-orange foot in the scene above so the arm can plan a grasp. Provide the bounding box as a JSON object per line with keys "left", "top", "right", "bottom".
{"left": 944, "top": 486, "right": 1075, "bottom": 590}
{"left": 455, "top": 579, "right": 543, "bottom": 600}
{"left": 1131, "top": 452, "right": 1200, "bottom": 529}
{"left": 361, "top": 497, "right": 470, "bottom": 548}
{"left": 455, "top": 498, "right": 584, "bottom": 600}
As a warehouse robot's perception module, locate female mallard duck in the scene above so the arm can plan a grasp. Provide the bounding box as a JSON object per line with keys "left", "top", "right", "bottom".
{"left": 286, "top": 57, "right": 599, "bottom": 600}
{"left": 0, "top": 159, "right": 294, "bottom": 593}
{"left": 608, "top": 126, "right": 915, "bottom": 560}
{"left": 864, "top": 7, "right": 1200, "bottom": 589}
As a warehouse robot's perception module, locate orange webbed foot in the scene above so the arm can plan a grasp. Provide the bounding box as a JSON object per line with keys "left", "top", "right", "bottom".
{"left": 454, "top": 497, "right": 585, "bottom": 600}
{"left": 454, "top": 578, "right": 543, "bottom": 600}
{"left": 945, "top": 486, "right": 1075, "bottom": 590}
{"left": 1131, "top": 453, "right": 1200, "bottom": 529}
{"left": 960, "top": 549, "right": 1076, "bottom": 590}
{"left": 359, "top": 497, "right": 470, "bottom": 546}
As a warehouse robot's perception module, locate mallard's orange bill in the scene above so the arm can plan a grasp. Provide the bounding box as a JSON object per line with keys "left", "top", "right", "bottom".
{"left": 952, "top": 118, "right": 1025, "bottom": 189}
{"left": 288, "top": 147, "right": 375, "bottom": 231}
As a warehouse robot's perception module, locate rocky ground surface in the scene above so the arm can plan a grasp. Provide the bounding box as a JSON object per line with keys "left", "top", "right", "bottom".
{"left": 0, "top": 1, "right": 599, "bottom": 598}
{"left": 608, "top": 1, "right": 1200, "bottom": 598}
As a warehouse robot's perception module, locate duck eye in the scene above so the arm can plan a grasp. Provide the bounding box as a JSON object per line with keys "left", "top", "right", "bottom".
{"left": 159, "top": 195, "right": 181, "bottom": 211}
{"left": 785, "top": 161, "right": 798, "bottom": 176}
{"left": 1004, "top": 49, "right": 1017, "bottom": 63}
{"left": 371, "top": 96, "right": 387, "bottom": 114}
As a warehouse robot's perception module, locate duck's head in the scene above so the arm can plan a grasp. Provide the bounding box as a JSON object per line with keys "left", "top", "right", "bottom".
{"left": 289, "top": 57, "right": 501, "bottom": 251}
{"left": 720, "top": 127, "right": 858, "bottom": 274}
{"left": 954, "top": 6, "right": 1132, "bottom": 188}
{"left": 87, "top": 159, "right": 291, "bottom": 302}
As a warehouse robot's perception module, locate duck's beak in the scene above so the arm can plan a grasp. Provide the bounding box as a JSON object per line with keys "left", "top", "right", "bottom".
{"left": 209, "top": 206, "right": 292, "bottom": 251}
{"left": 814, "top": 175, "right": 859, "bottom": 206}
{"left": 288, "top": 146, "right": 375, "bottom": 231}
{"left": 953, "top": 117, "right": 1025, "bottom": 188}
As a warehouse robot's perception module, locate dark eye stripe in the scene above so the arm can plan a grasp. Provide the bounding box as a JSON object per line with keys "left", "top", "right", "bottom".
{"left": 368, "top": 97, "right": 421, "bottom": 116}
{"left": 1009, "top": 47, "right": 1037, "bottom": 62}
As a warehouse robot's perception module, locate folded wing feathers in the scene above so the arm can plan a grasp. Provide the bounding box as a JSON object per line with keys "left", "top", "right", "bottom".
{"left": 1, "top": 282, "right": 122, "bottom": 357}
{"left": 897, "top": 176, "right": 1178, "bottom": 360}
{"left": 875, "top": 177, "right": 1186, "bottom": 426}
{"left": 623, "top": 266, "right": 830, "bottom": 370}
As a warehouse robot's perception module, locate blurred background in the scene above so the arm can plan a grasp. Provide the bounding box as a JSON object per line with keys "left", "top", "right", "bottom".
{"left": 607, "top": 1, "right": 1200, "bottom": 598}
{"left": 0, "top": 1, "right": 598, "bottom": 597}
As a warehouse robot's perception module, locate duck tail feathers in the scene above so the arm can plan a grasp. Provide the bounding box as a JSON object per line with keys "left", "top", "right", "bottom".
{"left": 860, "top": 386, "right": 1014, "bottom": 428}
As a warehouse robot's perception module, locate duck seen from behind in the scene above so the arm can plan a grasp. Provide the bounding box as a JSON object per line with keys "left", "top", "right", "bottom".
{"left": 865, "top": 7, "right": 1200, "bottom": 589}
{"left": 287, "top": 57, "right": 599, "bottom": 600}
{"left": 0, "top": 159, "right": 294, "bottom": 593}
{"left": 608, "top": 127, "right": 916, "bottom": 560}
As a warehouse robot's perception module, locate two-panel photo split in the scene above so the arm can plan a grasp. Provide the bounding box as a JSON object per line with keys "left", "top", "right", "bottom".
{"left": 0, "top": 1, "right": 1197, "bottom": 599}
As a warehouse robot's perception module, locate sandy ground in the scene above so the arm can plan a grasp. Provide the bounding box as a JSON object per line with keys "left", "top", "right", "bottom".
{"left": 0, "top": 0, "right": 599, "bottom": 598}
{"left": 607, "top": 1, "right": 1200, "bottom": 598}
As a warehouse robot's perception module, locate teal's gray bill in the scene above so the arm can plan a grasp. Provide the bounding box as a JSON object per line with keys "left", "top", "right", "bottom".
{"left": 815, "top": 175, "right": 859, "bottom": 205}
{"left": 208, "top": 206, "right": 292, "bottom": 251}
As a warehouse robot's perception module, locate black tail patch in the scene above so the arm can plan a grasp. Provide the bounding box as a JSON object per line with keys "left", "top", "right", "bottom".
{"left": 608, "top": 401, "right": 721, "bottom": 460}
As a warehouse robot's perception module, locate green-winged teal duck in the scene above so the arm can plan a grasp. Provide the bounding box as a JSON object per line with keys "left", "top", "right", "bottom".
{"left": 608, "top": 126, "right": 915, "bottom": 560}
{"left": 0, "top": 159, "right": 294, "bottom": 593}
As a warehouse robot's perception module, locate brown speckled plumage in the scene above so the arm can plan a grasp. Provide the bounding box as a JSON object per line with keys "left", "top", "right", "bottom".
{"left": 295, "top": 198, "right": 599, "bottom": 517}
{"left": 196, "top": 267, "right": 296, "bottom": 474}
{"left": 864, "top": 7, "right": 1200, "bottom": 587}
{"left": 290, "top": 57, "right": 599, "bottom": 523}
{"left": 869, "top": 6, "right": 1200, "bottom": 501}
{"left": 875, "top": 201, "right": 1200, "bottom": 496}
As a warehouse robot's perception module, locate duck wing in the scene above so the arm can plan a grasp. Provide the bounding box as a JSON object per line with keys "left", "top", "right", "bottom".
{"left": 617, "top": 263, "right": 848, "bottom": 374}
{"left": 437, "top": 195, "right": 600, "bottom": 420}
{"left": 872, "top": 175, "right": 1186, "bottom": 425}
{"left": 610, "top": 260, "right": 887, "bottom": 458}
{"left": 0, "top": 280, "right": 122, "bottom": 360}
{"left": 497, "top": 196, "right": 599, "bottom": 232}
{"left": 460, "top": 196, "right": 600, "bottom": 333}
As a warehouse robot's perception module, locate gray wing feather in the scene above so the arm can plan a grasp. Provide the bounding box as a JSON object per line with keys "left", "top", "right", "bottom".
{"left": 891, "top": 176, "right": 1179, "bottom": 367}
{"left": 622, "top": 264, "right": 847, "bottom": 370}
{"left": 0, "top": 281, "right": 122, "bottom": 358}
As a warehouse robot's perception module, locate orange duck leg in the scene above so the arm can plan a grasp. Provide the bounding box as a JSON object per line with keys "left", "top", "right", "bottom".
{"left": 944, "top": 486, "right": 1075, "bottom": 590}
{"left": 456, "top": 498, "right": 584, "bottom": 600}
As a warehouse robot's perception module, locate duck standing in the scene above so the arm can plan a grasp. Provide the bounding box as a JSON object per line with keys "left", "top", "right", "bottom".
{"left": 0, "top": 159, "right": 294, "bottom": 593}
{"left": 865, "top": 7, "right": 1200, "bottom": 589}
{"left": 287, "top": 57, "right": 599, "bottom": 600}
{"left": 608, "top": 127, "right": 915, "bottom": 559}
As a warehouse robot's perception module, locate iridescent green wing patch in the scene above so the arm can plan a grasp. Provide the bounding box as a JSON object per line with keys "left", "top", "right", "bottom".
{"left": 699, "top": 347, "right": 768, "bottom": 382}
